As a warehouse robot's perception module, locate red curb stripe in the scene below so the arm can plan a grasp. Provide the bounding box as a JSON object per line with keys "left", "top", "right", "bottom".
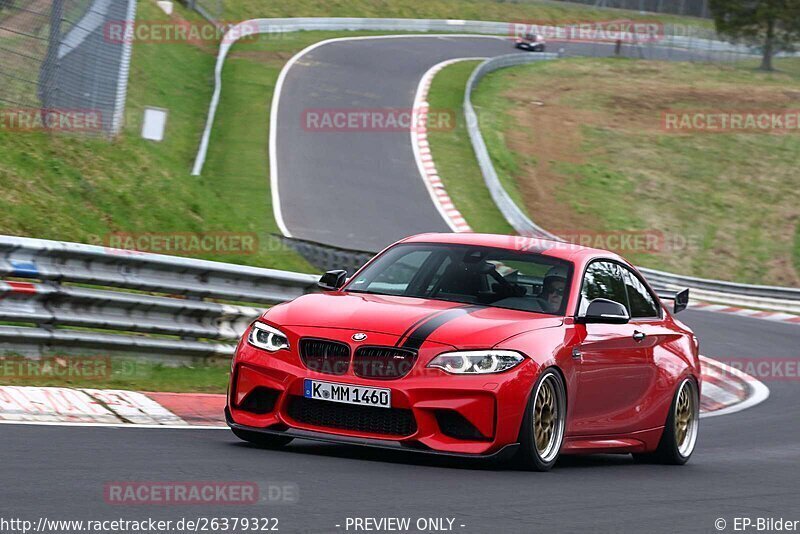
{"left": 700, "top": 398, "right": 725, "bottom": 412}
{"left": 145, "top": 392, "right": 225, "bottom": 425}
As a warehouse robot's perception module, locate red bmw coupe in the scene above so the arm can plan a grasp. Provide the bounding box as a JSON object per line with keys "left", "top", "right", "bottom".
{"left": 226, "top": 233, "right": 699, "bottom": 470}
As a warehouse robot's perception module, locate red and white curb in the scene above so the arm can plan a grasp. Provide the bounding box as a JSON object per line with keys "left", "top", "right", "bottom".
{"left": 700, "top": 356, "right": 770, "bottom": 418}
{"left": 690, "top": 301, "right": 800, "bottom": 326}
{"left": 0, "top": 386, "right": 225, "bottom": 429}
{"left": 411, "top": 58, "right": 486, "bottom": 234}
{"left": 0, "top": 356, "right": 768, "bottom": 427}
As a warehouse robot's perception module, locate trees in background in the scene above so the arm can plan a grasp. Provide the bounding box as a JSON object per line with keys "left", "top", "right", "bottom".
{"left": 710, "top": 0, "right": 800, "bottom": 70}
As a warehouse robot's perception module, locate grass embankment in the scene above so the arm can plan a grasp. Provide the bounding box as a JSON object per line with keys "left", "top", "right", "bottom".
{"left": 0, "top": 356, "right": 229, "bottom": 393}
{"left": 0, "top": 0, "right": 710, "bottom": 272}
{"left": 220, "top": 0, "right": 709, "bottom": 28}
{"left": 425, "top": 60, "right": 515, "bottom": 235}
{"left": 427, "top": 57, "right": 800, "bottom": 286}
{"left": 0, "top": 0, "right": 315, "bottom": 271}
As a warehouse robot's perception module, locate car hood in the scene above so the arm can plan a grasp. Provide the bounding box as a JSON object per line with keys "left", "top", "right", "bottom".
{"left": 262, "top": 292, "right": 563, "bottom": 349}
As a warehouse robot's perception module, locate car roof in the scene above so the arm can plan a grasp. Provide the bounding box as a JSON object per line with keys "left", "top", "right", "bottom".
{"left": 399, "top": 233, "right": 623, "bottom": 264}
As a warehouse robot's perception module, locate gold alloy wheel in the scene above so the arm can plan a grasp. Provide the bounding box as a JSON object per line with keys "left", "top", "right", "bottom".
{"left": 675, "top": 379, "right": 699, "bottom": 457}
{"left": 534, "top": 375, "right": 560, "bottom": 459}
{"left": 675, "top": 386, "right": 692, "bottom": 446}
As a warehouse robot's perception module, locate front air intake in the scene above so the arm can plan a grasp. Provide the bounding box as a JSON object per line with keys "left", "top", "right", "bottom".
{"left": 353, "top": 346, "right": 417, "bottom": 379}
{"left": 299, "top": 338, "right": 351, "bottom": 375}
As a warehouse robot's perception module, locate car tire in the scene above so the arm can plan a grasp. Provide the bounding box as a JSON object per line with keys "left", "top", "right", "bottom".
{"left": 232, "top": 428, "right": 294, "bottom": 449}
{"left": 516, "top": 368, "right": 567, "bottom": 471}
{"left": 633, "top": 377, "right": 699, "bottom": 465}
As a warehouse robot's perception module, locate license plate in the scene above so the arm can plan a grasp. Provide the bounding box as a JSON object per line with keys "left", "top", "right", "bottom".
{"left": 303, "top": 379, "right": 391, "bottom": 408}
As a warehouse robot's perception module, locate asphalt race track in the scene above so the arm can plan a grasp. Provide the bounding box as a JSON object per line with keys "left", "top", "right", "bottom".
{"left": 273, "top": 36, "right": 707, "bottom": 251}
{"left": 2, "top": 311, "right": 798, "bottom": 533}
{"left": 274, "top": 36, "right": 513, "bottom": 251}
{"left": 2, "top": 36, "right": 798, "bottom": 534}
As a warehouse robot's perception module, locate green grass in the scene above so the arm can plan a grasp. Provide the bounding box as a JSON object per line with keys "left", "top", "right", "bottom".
{"left": 426, "top": 60, "right": 514, "bottom": 235}
{"left": 470, "top": 67, "right": 539, "bottom": 221}
{"left": 0, "top": 356, "right": 229, "bottom": 393}
{"left": 0, "top": 0, "right": 713, "bottom": 275}
{"left": 0, "top": 1, "right": 312, "bottom": 272}
{"left": 426, "top": 57, "right": 800, "bottom": 286}
{"left": 219, "top": 0, "right": 710, "bottom": 28}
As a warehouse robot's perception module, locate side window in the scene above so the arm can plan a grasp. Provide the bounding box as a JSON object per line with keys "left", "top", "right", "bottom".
{"left": 579, "top": 261, "right": 629, "bottom": 316}
{"left": 621, "top": 267, "right": 660, "bottom": 318}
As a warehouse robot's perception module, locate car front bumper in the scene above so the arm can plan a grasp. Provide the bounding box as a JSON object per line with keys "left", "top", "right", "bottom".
{"left": 227, "top": 331, "right": 537, "bottom": 456}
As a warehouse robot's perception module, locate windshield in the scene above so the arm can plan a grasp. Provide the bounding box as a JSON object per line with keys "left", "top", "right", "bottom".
{"left": 344, "top": 243, "right": 573, "bottom": 316}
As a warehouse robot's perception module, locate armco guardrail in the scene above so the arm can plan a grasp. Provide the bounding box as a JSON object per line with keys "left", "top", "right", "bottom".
{"left": 462, "top": 53, "right": 800, "bottom": 314}
{"left": 0, "top": 233, "right": 796, "bottom": 364}
{"left": 464, "top": 53, "right": 562, "bottom": 239}
{"left": 0, "top": 236, "right": 318, "bottom": 360}
{"left": 635, "top": 267, "right": 800, "bottom": 314}
{"left": 190, "top": 17, "right": 766, "bottom": 177}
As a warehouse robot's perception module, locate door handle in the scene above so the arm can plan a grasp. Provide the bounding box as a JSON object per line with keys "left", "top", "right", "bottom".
{"left": 572, "top": 347, "right": 582, "bottom": 360}
{"left": 633, "top": 330, "right": 646, "bottom": 342}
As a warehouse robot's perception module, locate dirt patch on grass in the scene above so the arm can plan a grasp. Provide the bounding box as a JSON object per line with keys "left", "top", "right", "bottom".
{"left": 0, "top": 0, "right": 49, "bottom": 37}
{"left": 493, "top": 60, "right": 800, "bottom": 285}
{"left": 503, "top": 92, "right": 600, "bottom": 233}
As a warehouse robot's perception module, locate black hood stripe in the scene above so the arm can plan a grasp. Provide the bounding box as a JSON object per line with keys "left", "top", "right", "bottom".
{"left": 395, "top": 309, "right": 444, "bottom": 347}
{"left": 399, "top": 305, "right": 484, "bottom": 350}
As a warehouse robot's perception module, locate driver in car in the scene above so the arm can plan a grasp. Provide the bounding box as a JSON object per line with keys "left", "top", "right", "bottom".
{"left": 539, "top": 266, "right": 567, "bottom": 313}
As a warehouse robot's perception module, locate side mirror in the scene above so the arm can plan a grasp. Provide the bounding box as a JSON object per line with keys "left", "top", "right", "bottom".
{"left": 318, "top": 269, "right": 347, "bottom": 291}
{"left": 577, "top": 298, "right": 630, "bottom": 325}
{"left": 673, "top": 288, "right": 689, "bottom": 314}
{"left": 655, "top": 288, "right": 690, "bottom": 314}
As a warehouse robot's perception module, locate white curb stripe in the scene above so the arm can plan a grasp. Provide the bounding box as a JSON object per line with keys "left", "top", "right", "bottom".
{"left": 0, "top": 386, "right": 188, "bottom": 426}
{"left": 81, "top": 389, "right": 188, "bottom": 426}
{"left": 411, "top": 57, "right": 486, "bottom": 234}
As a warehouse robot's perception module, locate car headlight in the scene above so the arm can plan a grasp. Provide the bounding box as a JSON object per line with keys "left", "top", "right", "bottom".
{"left": 427, "top": 350, "right": 525, "bottom": 374}
{"left": 247, "top": 321, "right": 289, "bottom": 352}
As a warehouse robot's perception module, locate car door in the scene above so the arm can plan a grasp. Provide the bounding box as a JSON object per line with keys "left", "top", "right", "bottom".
{"left": 569, "top": 261, "right": 655, "bottom": 436}
{"left": 618, "top": 264, "right": 672, "bottom": 425}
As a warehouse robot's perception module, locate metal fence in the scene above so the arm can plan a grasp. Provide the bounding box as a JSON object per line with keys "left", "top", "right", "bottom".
{"left": 0, "top": 234, "right": 797, "bottom": 364}
{"left": 0, "top": 0, "right": 137, "bottom": 135}
{"left": 0, "top": 235, "right": 318, "bottom": 360}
